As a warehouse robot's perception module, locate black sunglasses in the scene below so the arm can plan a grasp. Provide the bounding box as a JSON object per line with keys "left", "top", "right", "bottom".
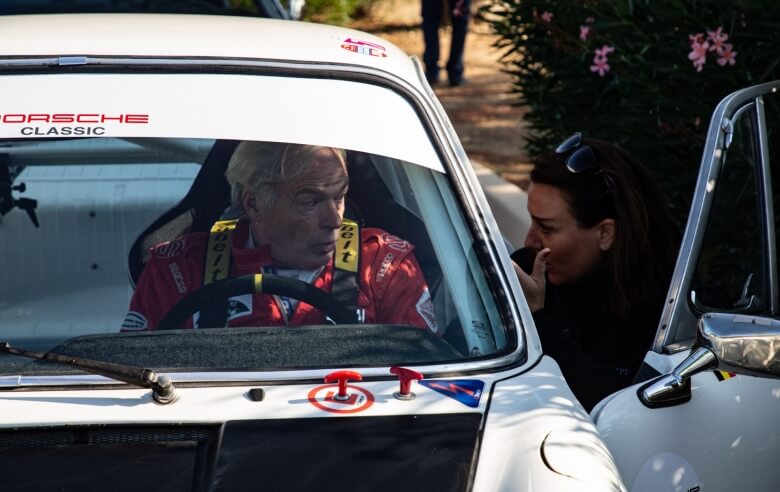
{"left": 555, "top": 132, "right": 616, "bottom": 193}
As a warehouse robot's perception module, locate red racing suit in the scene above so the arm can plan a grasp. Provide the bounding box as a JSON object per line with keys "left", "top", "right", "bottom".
{"left": 123, "top": 220, "right": 438, "bottom": 332}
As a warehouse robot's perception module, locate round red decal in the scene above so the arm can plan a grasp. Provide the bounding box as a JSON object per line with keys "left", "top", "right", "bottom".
{"left": 307, "top": 384, "right": 375, "bottom": 414}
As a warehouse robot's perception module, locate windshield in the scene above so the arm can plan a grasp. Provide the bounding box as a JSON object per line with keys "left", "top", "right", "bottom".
{"left": 0, "top": 74, "right": 511, "bottom": 376}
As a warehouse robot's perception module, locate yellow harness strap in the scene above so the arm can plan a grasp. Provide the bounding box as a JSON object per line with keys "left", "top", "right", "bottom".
{"left": 332, "top": 218, "right": 361, "bottom": 322}
{"left": 335, "top": 218, "right": 359, "bottom": 273}
{"left": 204, "top": 219, "right": 239, "bottom": 285}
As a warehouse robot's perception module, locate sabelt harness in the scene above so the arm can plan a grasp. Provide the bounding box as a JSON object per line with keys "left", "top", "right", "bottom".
{"left": 199, "top": 218, "right": 362, "bottom": 327}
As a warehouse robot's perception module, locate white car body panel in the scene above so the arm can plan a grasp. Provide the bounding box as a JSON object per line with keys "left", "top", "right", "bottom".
{"left": 0, "top": 379, "right": 487, "bottom": 426}
{"left": 0, "top": 360, "right": 618, "bottom": 491}
{"left": 473, "top": 357, "right": 624, "bottom": 492}
{"left": 595, "top": 371, "right": 780, "bottom": 491}
{"left": 0, "top": 15, "right": 423, "bottom": 89}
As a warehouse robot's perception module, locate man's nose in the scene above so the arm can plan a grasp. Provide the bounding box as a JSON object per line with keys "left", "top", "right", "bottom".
{"left": 320, "top": 199, "right": 343, "bottom": 229}
{"left": 524, "top": 223, "right": 541, "bottom": 249}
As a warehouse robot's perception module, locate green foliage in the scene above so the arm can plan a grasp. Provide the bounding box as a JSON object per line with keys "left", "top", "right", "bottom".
{"left": 303, "top": 0, "right": 373, "bottom": 24}
{"left": 480, "top": 0, "right": 780, "bottom": 225}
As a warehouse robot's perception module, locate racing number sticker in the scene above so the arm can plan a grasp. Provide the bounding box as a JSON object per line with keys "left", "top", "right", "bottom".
{"left": 307, "top": 384, "right": 375, "bottom": 414}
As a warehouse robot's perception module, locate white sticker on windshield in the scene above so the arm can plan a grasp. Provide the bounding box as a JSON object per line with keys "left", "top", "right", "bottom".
{"left": 415, "top": 289, "right": 438, "bottom": 333}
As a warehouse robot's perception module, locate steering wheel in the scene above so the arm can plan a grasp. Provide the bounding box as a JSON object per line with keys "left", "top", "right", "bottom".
{"left": 156, "top": 273, "right": 358, "bottom": 330}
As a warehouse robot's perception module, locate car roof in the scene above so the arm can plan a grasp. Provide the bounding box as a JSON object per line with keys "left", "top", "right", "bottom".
{"left": 0, "top": 14, "right": 422, "bottom": 87}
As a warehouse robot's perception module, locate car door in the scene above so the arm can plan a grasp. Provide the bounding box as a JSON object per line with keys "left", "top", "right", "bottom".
{"left": 592, "top": 80, "right": 780, "bottom": 492}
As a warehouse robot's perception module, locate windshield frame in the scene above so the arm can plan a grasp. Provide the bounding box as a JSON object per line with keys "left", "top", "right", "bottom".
{"left": 0, "top": 55, "right": 528, "bottom": 382}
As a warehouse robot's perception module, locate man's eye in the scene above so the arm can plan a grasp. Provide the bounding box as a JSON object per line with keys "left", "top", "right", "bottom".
{"left": 539, "top": 225, "right": 552, "bottom": 234}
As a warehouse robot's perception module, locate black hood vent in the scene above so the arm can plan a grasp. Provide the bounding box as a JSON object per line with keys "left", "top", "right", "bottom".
{"left": 212, "top": 414, "right": 482, "bottom": 492}
{"left": 0, "top": 414, "right": 481, "bottom": 492}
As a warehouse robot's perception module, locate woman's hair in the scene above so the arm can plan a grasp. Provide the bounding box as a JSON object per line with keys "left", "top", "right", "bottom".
{"left": 531, "top": 137, "right": 678, "bottom": 319}
{"left": 225, "top": 141, "right": 347, "bottom": 212}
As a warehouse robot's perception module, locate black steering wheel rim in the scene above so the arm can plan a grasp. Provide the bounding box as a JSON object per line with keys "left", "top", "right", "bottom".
{"left": 156, "top": 273, "right": 358, "bottom": 330}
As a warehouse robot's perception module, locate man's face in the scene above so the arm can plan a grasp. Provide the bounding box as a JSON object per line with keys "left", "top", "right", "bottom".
{"left": 254, "top": 149, "right": 349, "bottom": 269}
{"left": 523, "top": 182, "right": 607, "bottom": 285}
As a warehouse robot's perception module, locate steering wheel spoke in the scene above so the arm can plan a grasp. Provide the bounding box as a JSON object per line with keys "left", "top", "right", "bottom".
{"left": 156, "top": 273, "right": 357, "bottom": 330}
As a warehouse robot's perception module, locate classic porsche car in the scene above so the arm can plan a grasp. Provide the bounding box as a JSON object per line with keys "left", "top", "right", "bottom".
{"left": 0, "top": 13, "right": 777, "bottom": 492}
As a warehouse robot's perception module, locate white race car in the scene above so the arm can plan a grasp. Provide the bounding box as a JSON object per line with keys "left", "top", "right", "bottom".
{"left": 0, "top": 14, "right": 776, "bottom": 492}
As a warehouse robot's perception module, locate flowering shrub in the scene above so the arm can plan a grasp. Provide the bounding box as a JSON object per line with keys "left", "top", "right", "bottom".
{"left": 480, "top": 0, "right": 780, "bottom": 224}
{"left": 688, "top": 28, "right": 737, "bottom": 72}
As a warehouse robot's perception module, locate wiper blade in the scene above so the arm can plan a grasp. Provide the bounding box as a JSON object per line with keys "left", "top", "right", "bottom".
{"left": 0, "top": 342, "right": 177, "bottom": 404}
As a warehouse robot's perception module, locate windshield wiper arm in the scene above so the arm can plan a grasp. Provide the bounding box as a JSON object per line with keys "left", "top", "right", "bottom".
{"left": 0, "top": 342, "right": 177, "bottom": 404}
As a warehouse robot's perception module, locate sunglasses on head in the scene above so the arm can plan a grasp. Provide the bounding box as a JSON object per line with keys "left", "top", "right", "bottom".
{"left": 555, "top": 132, "right": 616, "bottom": 193}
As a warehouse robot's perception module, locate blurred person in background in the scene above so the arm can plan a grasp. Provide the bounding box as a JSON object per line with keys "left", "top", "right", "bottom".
{"left": 422, "top": 0, "right": 469, "bottom": 86}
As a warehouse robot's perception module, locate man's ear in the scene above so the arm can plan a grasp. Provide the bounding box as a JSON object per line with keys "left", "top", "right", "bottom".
{"left": 597, "top": 218, "right": 616, "bottom": 251}
{"left": 242, "top": 189, "right": 261, "bottom": 222}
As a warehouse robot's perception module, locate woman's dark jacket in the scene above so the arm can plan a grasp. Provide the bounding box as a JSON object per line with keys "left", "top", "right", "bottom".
{"left": 512, "top": 248, "right": 661, "bottom": 411}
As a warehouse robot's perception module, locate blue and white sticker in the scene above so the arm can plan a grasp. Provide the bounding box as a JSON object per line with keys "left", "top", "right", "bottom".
{"left": 419, "top": 379, "right": 484, "bottom": 408}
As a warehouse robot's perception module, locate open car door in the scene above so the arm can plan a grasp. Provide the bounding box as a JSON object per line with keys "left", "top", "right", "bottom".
{"left": 592, "top": 81, "right": 780, "bottom": 491}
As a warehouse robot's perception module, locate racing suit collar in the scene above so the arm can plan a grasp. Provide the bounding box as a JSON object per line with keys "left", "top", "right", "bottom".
{"left": 231, "top": 219, "right": 335, "bottom": 277}
{"left": 231, "top": 220, "right": 273, "bottom": 275}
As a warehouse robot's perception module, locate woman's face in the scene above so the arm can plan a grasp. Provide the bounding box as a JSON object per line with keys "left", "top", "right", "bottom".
{"left": 524, "top": 182, "right": 614, "bottom": 286}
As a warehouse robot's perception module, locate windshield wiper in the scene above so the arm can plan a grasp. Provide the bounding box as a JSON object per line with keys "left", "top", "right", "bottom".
{"left": 0, "top": 342, "right": 177, "bottom": 404}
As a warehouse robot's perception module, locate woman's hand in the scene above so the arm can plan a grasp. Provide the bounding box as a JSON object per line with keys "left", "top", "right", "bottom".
{"left": 512, "top": 248, "right": 550, "bottom": 312}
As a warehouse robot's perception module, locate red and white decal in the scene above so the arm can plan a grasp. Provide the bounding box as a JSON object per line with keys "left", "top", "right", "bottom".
{"left": 307, "top": 384, "right": 375, "bottom": 414}
{"left": 155, "top": 239, "right": 185, "bottom": 259}
{"left": 380, "top": 233, "right": 410, "bottom": 253}
{"left": 168, "top": 262, "right": 187, "bottom": 294}
{"left": 5, "top": 112, "right": 150, "bottom": 137}
{"left": 415, "top": 288, "right": 438, "bottom": 333}
{"left": 375, "top": 253, "right": 394, "bottom": 282}
{"left": 340, "top": 37, "right": 387, "bottom": 58}
{"left": 0, "top": 113, "right": 149, "bottom": 124}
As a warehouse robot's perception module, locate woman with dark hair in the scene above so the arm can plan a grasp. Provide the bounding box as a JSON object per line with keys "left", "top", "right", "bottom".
{"left": 513, "top": 132, "right": 678, "bottom": 410}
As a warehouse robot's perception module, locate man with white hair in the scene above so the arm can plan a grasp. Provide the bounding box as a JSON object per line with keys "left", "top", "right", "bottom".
{"left": 123, "top": 141, "right": 438, "bottom": 332}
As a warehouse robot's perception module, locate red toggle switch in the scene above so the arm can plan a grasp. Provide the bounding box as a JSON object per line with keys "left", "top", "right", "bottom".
{"left": 390, "top": 366, "right": 424, "bottom": 400}
{"left": 324, "top": 370, "right": 363, "bottom": 401}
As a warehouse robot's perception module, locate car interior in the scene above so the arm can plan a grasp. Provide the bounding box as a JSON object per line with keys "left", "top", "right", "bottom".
{"left": 0, "top": 137, "right": 485, "bottom": 361}
{"left": 125, "top": 139, "right": 469, "bottom": 353}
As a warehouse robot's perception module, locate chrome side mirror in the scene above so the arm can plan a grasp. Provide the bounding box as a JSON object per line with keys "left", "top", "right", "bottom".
{"left": 640, "top": 312, "right": 780, "bottom": 408}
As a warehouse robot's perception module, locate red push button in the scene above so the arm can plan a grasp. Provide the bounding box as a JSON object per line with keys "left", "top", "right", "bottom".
{"left": 324, "top": 370, "right": 363, "bottom": 401}
{"left": 390, "top": 367, "right": 424, "bottom": 400}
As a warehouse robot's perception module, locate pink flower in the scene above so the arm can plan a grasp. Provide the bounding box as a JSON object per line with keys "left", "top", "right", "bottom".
{"left": 707, "top": 27, "right": 729, "bottom": 53}
{"left": 688, "top": 35, "right": 709, "bottom": 72}
{"left": 579, "top": 25, "right": 590, "bottom": 41}
{"left": 590, "top": 45, "right": 614, "bottom": 77}
{"left": 595, "top": 45, "right": 615, "bottom": 57}
{"left": 541, "top": 11, "right": 553, "bottom": 23}
{"left": 590, "top": 57, "right": 610, "bottom": 76}
{"left": 717, "top": 43, "right": 737, "bottom": 66}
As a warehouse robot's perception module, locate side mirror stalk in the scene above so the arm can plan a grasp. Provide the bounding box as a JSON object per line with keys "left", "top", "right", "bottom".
{"left": 639, "top": 347, "right": 716, "bottom": 408}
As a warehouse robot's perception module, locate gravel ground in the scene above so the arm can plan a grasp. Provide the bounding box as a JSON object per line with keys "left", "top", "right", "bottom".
{"left": 349, "top": 0, "right": 533, "bottom": 188}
